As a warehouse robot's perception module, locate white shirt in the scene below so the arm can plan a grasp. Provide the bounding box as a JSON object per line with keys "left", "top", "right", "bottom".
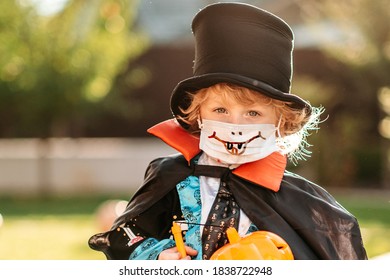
{"left": 198, "top": 153, "right": 252, "bottom": 236}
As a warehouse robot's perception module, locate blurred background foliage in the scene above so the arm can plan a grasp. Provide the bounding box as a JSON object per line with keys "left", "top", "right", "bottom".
{"left": 0, "top": 0, "right": 389, "bottom": 187}
{"left": 290, "top": 0, "right": 390, "bottom": 188}
{"left": 0, "top": 0, "right": 147, "bottom": 138}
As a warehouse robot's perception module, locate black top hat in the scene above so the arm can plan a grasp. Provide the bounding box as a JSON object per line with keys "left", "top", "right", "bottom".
{"left": 170, "top": 2, "right": 311, "bottom": 128}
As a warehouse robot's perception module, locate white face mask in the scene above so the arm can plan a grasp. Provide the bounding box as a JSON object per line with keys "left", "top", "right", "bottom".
{"left": 198, "top": 119, "right": 279, "bottom": 165}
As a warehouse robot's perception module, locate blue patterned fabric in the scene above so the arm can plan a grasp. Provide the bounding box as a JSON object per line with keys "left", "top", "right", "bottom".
{"left": 176, "top": 175, "right": 259, "bottom": 260}
{"left": 176, "top": 175, "right": 203, "bottom": 260}
{"left": 129, "top": 238, "right": 175, "bottom": 260}
{"left": 129, "top": 174, "right": 259, "bottom": 260}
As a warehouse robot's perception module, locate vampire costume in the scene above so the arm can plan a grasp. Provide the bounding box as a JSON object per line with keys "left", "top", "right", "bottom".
{"left": 88, "top": 119, "right": 367, "bottom": 260}
{"left": 88, "top": 2, "right": 367, "bottom": 260}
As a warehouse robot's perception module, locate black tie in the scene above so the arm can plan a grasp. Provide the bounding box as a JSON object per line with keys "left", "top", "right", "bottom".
{"left": 193, "top": 165, "right": 240, "bottom": 260}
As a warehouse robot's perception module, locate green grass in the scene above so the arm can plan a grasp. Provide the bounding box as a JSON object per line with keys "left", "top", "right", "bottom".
{"left": 0, "top": 193, "right": 389, "bottom": 260}
{"left": 0, "top": 215, "right": 104, "bottom": 260}
{"left": 0, "top": 195, "right": 129, "bottom": 260}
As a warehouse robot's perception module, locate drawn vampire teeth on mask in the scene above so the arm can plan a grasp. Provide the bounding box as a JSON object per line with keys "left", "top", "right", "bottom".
{"left": 199, "top": 119, "right": 279, "bottom": 165}
{"left": 208, "top": 131, "right": 266, "bottom": 155}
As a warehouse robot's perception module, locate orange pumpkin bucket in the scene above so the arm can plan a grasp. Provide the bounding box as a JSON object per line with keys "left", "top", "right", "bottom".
{"left": 210, "top": 227, "right": 294, "bottom": 260}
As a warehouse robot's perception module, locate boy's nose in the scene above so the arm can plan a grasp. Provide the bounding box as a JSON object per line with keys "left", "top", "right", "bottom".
{"left": 228, "top": 114, "right": 244, "bottom": 124}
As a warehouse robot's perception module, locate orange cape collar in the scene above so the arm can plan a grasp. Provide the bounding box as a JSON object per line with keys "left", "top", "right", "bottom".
{"left": 147, "top": 119, "right": 287, "bottom": 192}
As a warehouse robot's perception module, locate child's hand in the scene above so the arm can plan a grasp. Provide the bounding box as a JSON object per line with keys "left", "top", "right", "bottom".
{"left": 158, "top": 246, "right": 198, "bottom": 260}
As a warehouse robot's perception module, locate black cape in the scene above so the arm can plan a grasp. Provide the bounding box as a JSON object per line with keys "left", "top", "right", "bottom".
{"left": 89, "top": 153, "right": 367, "bottom": 260}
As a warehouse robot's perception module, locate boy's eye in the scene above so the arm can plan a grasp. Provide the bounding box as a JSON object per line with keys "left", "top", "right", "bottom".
{"left": 248, "top": 111, "right": 261, "bottom": 117}
{"left": 214, "top": 108, "right": 227, "bottom": 114}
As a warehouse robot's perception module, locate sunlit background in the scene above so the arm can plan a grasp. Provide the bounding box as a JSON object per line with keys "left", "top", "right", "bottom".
{"left": 0, "top": 0, "right": 389, "bottom": 260}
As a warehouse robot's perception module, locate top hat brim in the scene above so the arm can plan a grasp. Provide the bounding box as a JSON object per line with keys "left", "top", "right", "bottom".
{"left": 170, "top": 73, "right": 311, "bottom": 126}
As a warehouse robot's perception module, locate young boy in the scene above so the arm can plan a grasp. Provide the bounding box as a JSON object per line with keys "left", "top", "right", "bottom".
{"left": 89, "top": 2, "right": 367, "bottom": 260}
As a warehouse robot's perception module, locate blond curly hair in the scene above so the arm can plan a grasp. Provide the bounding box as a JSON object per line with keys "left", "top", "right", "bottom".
{"left": 178, "top": 83, "right": 323, "bottom": 162}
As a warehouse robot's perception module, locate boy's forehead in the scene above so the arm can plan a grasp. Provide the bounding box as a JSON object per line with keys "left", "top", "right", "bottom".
{"left": 202, "top": 85, "right": 269, "bottom": 103}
